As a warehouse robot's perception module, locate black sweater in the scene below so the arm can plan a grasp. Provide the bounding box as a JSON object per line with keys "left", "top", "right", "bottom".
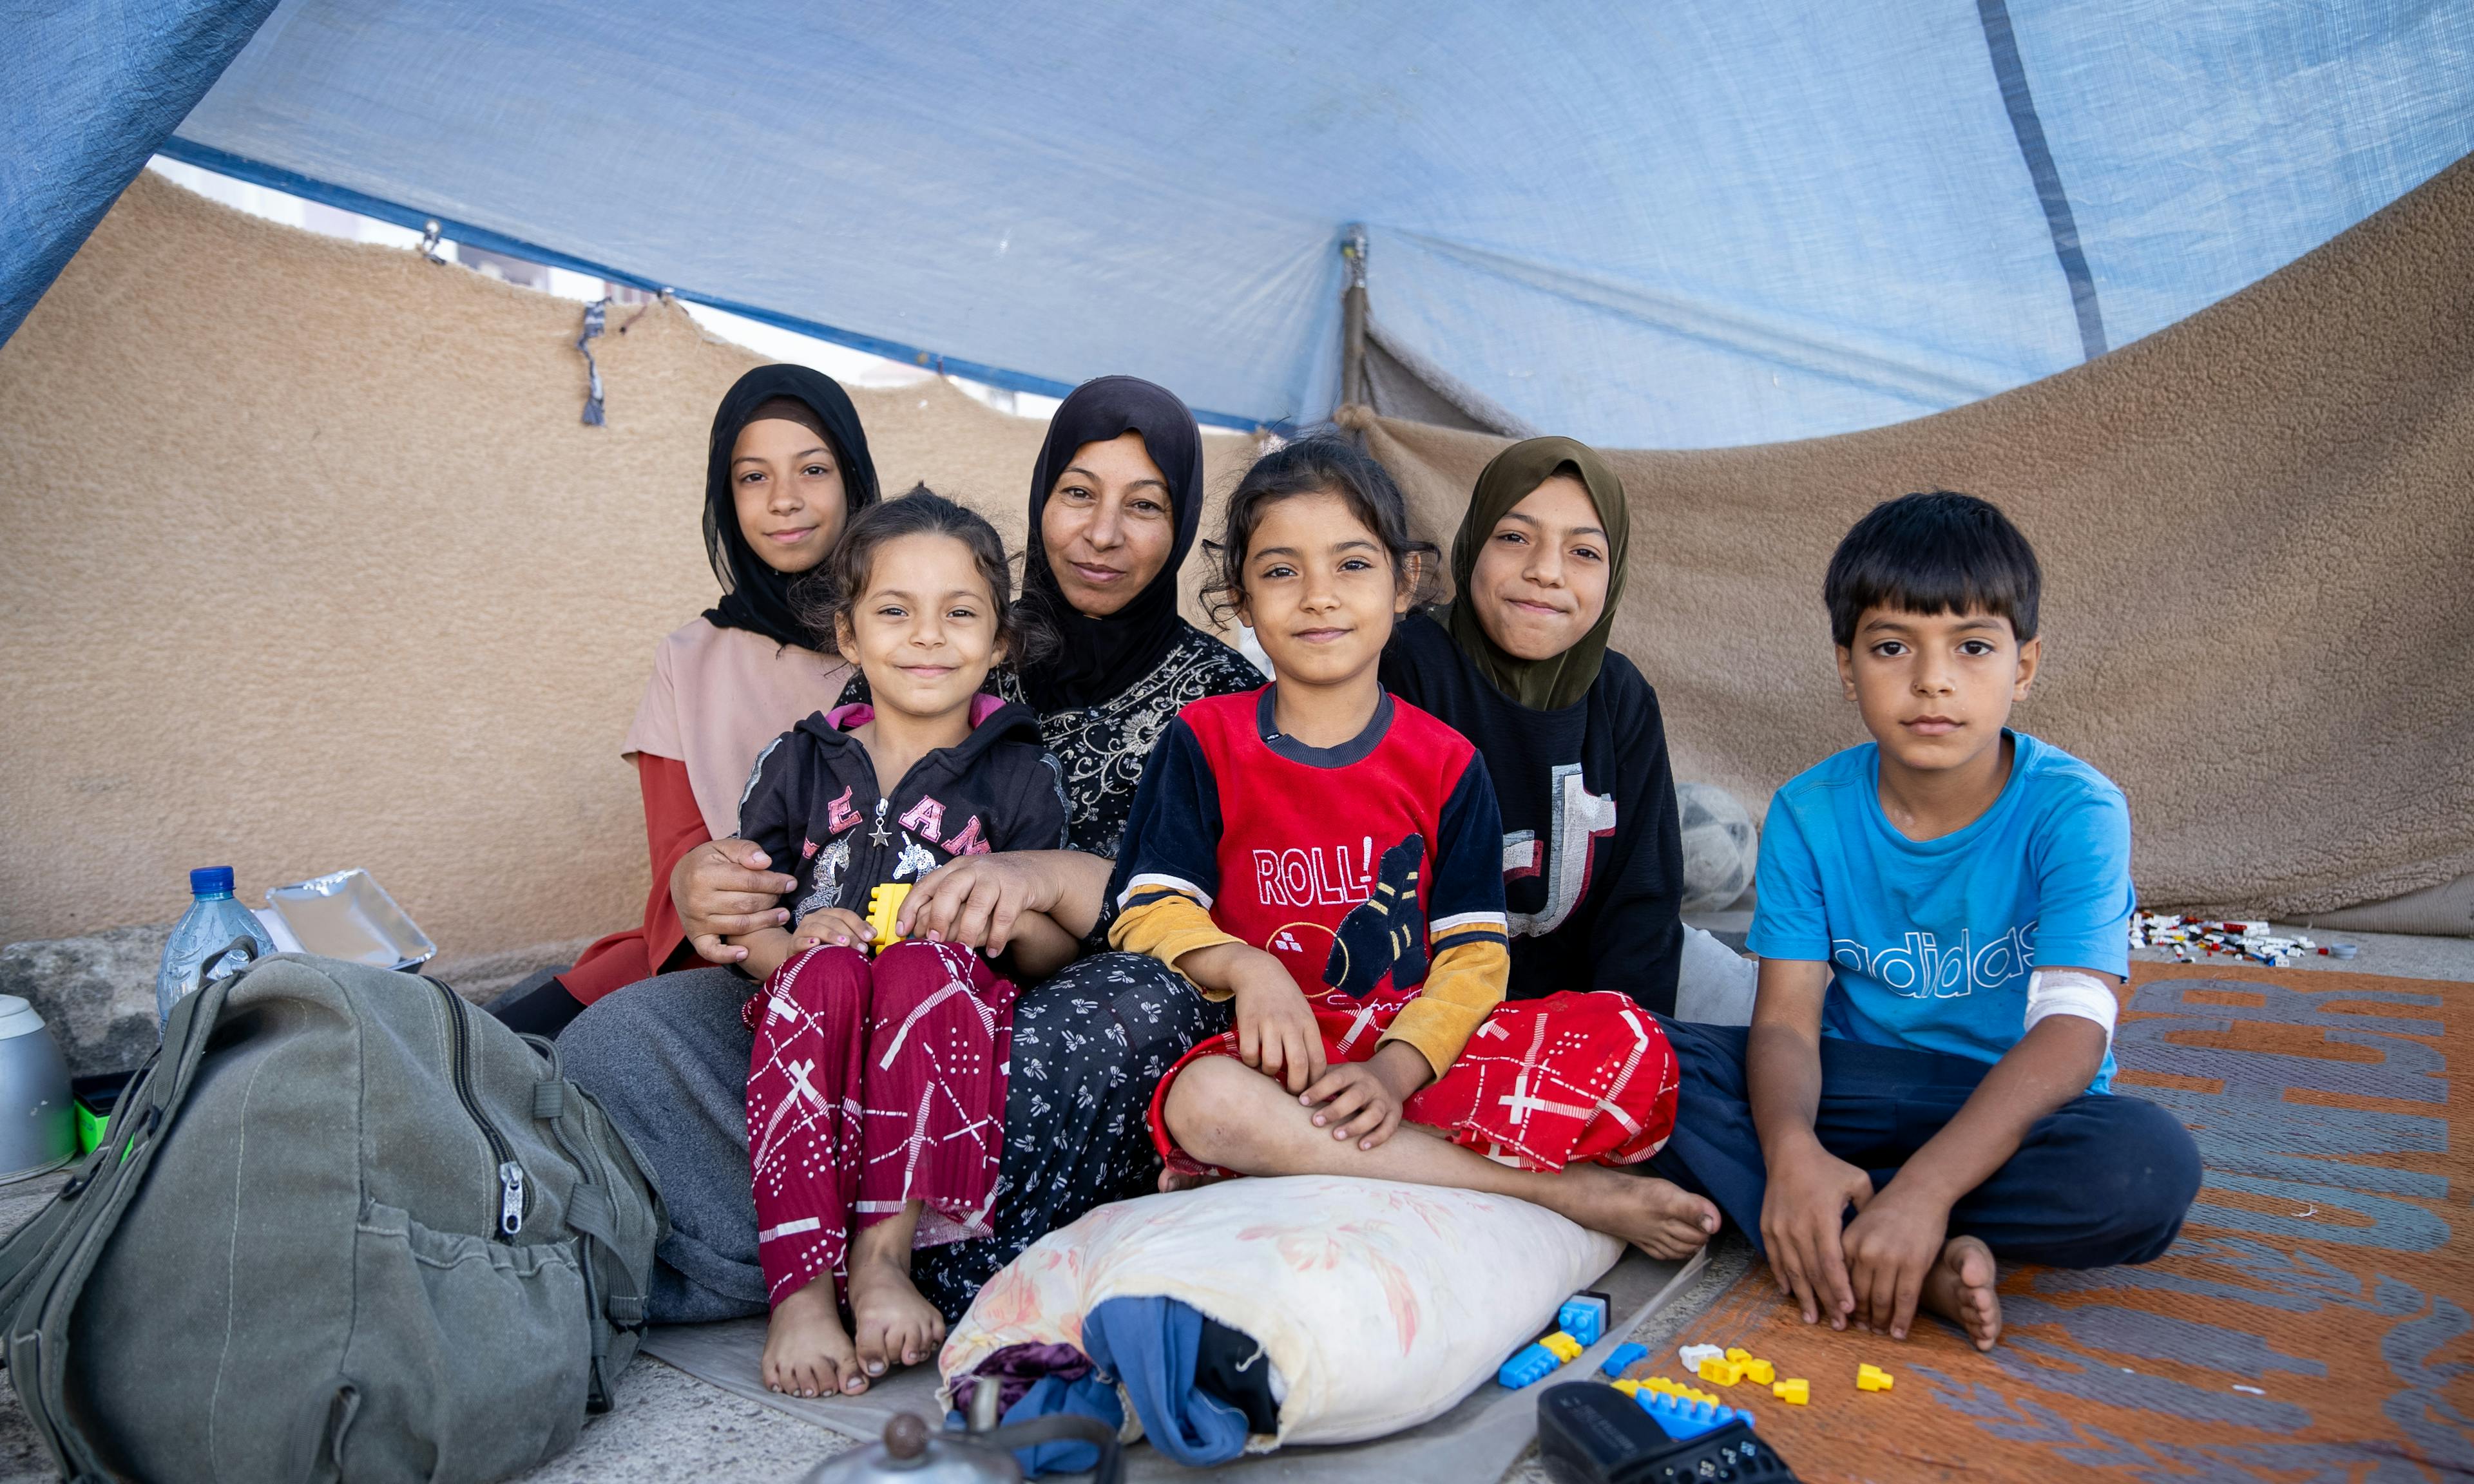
{"left": 736, "top": 699, "right": 1072, "bottom": 935}
{"left": 1379, "top": 612, "right": 1685, "bottom": 1013}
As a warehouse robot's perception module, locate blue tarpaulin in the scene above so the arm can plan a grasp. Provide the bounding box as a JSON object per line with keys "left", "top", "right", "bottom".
{"left": 10, "top": 1, "right": 2471, "bottom": 445}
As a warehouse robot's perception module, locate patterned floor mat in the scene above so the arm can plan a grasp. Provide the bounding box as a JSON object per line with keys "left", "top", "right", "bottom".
{"left": 1664, "top": 963, "right": 2474, "bottom": 1482}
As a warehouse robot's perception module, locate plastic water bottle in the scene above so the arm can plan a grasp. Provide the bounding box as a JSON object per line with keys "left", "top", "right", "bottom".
{"left": 157, "top": 867, "right": 273, "bottom": 1023}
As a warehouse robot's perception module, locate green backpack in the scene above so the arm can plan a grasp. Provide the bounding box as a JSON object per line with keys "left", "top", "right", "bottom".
{"left": 0, "top": 947, "right": 666, "bottom": 1483}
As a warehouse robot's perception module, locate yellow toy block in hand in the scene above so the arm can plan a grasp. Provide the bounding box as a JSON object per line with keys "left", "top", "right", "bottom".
{"left": 1745, "top": 1358, "right": 1776, "bottom": 1385}
{"left": 865, "top": 882, "right": 913, "bottom": 950}
{"left": 1696, "top": 1356, "right": 1745, "bottom": 1386}
{"left": 1771, "top": 1378, "right": 1809, "bottom": 1405}
{"left": 1539, "top": 1331, "right": 1584, "bottom": 1365}
{"left": 1857, "top": 1362, "right": 1895, "bottom": 1393}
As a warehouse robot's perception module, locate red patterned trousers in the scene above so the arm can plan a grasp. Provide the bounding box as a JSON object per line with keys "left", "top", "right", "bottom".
{"left": 745, "top": 941, "right": 1015, "bottom": 1309}
{"left": 1149, "top": 989, "right": 1680, "bottom": 1177}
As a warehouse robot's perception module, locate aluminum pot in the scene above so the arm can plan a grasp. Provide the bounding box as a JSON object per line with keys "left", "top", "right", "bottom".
{"left": 0, "top": 996, "right": 77, "bottom": 1184}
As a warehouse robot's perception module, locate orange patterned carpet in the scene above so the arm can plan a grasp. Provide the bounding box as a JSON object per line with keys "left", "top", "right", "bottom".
{"left": 1669, "top": 963, "right": 2474, "bottom": 1482}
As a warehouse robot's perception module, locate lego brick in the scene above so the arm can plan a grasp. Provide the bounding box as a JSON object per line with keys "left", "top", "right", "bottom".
{"left": 1745, "top": 1358, "right": 1776, "bottom": 1385}
{"left": 1540, "top": 1331, "right": 1584, "bottom": 1364}
{"left": 1678, "top": 1343, "right": 1723, "bottom": 1371}
{"left": 865, "top": 882, "right": 912, "bottom": 950}
{"left": 1771, "top": 1378, "right": 1809, "bottom": 1405}
{"left": 1600, "top": 1342, "right": 1649, "bottom": 1378}
{"left": 1857, "top": 1363, "right": 1894, "bottom": 1393}
{"left": 1558, "top": 1294, "right": 1610, "bottom": 1347}
{"left": 1696, "top": 1356, "right": 1746, "bottom": 1386}
{"left": 1498, "top": 1343, "right": 1558, "bottom": 1390}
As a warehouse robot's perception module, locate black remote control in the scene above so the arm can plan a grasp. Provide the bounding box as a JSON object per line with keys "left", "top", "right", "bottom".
{"left": 1537, "top": 1382, "right": 1801, "bottom": 1483}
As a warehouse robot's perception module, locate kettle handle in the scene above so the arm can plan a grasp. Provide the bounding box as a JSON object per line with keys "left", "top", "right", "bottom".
{"left": 977, "top": 1413, "right": 1124, "bottom": 1484}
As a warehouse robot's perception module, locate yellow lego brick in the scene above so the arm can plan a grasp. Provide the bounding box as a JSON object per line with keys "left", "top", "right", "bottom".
{"left": 1611, "top": 1380, "right": 1641, "bottom": 1398}
{"left": 1745, "top": 1358, "right": 1776, "bottom": 1386}
{"left": 1771, "top": 1378, "right": 1809, "bottom": 1405}
{"left": 1725, "top": 1347, "right": 1752, "bottom": 1364}
{"left": 1696, "top": 1356, "right": 1745, "bottom": 1386}
{"left": 865, "top": 882, "right": 913, "bottom": 950}
{"left": 1539, "top": 1331, "right": 1584, "bottom": 1364}
{"left": 1856, "top": 1362, "right": 1894, "bottom": 1393}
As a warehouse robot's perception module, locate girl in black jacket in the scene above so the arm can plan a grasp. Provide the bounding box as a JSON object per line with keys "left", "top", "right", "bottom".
{"left": 731, "top": 490, "right": 1075, "bottom": 1402}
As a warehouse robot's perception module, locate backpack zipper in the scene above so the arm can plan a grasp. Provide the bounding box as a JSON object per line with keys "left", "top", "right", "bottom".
{"left": 425, "top": 977, "right": 528, "bottom": 1239}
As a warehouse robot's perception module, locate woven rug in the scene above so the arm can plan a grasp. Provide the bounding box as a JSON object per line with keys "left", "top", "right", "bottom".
{"left": 1671, "top": 963, "right": 2473, "bottom": 1481}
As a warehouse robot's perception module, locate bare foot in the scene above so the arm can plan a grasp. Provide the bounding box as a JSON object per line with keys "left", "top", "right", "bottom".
{"left": 1555, "top": 1164, "right": 1721, "bottom": 1259}
{"left": 847, "top": 1244, "right": 947, "bottom": 1378}
{"left": 762, "top": 1277, "right": 867, "bottom": 1398}
{"left": 1920, "top": 1234, "right": 2001, "bottom": 1350}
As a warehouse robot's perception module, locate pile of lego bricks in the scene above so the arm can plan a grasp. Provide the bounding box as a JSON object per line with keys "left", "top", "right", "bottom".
{"left": 1658, "top": 960, "right": 2473, "bottom": 1480}
{"left": 2129, "top": 911, "right": 2354, "bottom": 968}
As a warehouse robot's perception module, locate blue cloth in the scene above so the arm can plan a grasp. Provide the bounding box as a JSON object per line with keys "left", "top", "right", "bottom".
{"left": 1649, "top": 1018, "right": 2200, "bottom": 1267}
{"left": 1747, "top": 730, "right": 2133, "bottom": 1091}
{"left": 1002, "top": 1373, "right": 1125, "bottom": 1479}
{"left": 121, "top": 1, "right": 2474, "bottom": 444}
{"left": 1080, "top": 1296, "right": 1252, "bottom": 1470}
{"left": 1, "top": 0, "right": 276, "bottom": 346}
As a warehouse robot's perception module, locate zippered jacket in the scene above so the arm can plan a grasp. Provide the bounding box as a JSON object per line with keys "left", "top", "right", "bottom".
{"left": 737, "top": 695, "right": 1071, "bottom": 931}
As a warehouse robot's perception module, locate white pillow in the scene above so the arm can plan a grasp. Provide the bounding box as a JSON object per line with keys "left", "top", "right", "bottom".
{"left": 942, "top": 1174, "right": 1620, "bottom": 1449}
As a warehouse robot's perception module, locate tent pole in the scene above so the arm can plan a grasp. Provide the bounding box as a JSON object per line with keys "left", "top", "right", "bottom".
{"left": 1339, "top": 224, "right": 1370, "bottom": 415}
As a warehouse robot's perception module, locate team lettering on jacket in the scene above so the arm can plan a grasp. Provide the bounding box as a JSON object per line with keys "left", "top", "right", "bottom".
{"left": 816, "top": 785, "right": 992, "bottom": 855}
{"left": 1253, "top": 838, "right": 1381, "bottom": 907}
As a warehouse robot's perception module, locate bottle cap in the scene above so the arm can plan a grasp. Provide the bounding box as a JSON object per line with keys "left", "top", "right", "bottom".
{"left": 190, "top": 866, "right": 236, "bottom": 896}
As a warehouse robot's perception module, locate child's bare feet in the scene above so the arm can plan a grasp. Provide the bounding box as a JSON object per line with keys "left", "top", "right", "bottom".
{"left": 1919, "top": 1234, "right": 2001, "bottom": 1350}
{"left": 762, "top": 1277, "right": 867, "bottom": 1398}
{"left": 1157, "top": 1167, "right": 1231, "bottom": 1194}
{"left": 1555, "top": 1164, "right": 1721, "bottom": 1259}
{"left": 847, "top": 1241, "right": 946, "bottom": 1377}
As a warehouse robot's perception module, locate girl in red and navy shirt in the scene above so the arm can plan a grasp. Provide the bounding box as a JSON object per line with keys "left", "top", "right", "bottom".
{"left": 1109, "top": 439, "right": 1717, "bottom": 1259}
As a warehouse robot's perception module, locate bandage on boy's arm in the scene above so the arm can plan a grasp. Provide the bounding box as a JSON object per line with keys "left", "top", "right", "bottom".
{"left": 1108, "top": 889, "right": 1242, "bottom": 998}
{"left": 2023, "top": 967, "right": 2119, "bottom": 1046}
{"left": 1379, "top": 922, "right": 1509, "bottom": 1079}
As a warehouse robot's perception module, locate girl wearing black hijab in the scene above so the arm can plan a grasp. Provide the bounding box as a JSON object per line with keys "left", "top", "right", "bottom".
{"left": 490, "top": 365, "right": 878, "bottom": 1036}
{"left": 1379, "top": 436, "right": 1688, "bottom": 1013}
{"left": 575, "top": 377, "right": 1260, "bottom": 1337}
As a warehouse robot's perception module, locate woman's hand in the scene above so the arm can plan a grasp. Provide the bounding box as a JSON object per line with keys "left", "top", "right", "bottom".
{"left": 897, "top": 853, "right": 1064, "bottom": 955}
{"left": 1299, "top": 1042, "right": 1428, "bottom": 1150}
{"left": 1229, "top": 952, "right": 1323, "bottom": 1094}
{"left": 675, "top": 839, "right": 799, "bottom": 965}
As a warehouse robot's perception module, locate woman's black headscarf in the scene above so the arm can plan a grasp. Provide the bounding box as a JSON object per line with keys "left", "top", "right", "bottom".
{"left": 1017, "top": 376, "right": 1205, "bottom": 712}
{"left": 701, "top": 365, "right": 879, "bottom": 649}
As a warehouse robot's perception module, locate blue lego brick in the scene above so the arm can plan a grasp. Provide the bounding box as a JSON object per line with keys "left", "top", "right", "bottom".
{"left": 1499, "top": 1342, "right": 1559, "bottom": 1389}
{"left": 1599, "top": 1342, "right": 1648, "bottom": 1378}
{"left": 1636, "top": 1387, "right": 1756, "bottom": 1441}
{"left": 1557, "top": 1295, "right": 1609, "bottom": 1347}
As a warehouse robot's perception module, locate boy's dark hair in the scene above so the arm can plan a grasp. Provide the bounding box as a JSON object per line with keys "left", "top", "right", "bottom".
{"left": 1823, "top": 491, "right": 2041, "bottom": 647}
{"left": 798, "top": 484, "right": 1055, "bottom": 665}
{"left": 1203, "top": 434, "right": 1438, "bottom": 621}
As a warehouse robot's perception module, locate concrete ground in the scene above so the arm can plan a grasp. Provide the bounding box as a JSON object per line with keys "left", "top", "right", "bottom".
{"left": 3, "top": 926, "right": 2465, "bottom": 1483}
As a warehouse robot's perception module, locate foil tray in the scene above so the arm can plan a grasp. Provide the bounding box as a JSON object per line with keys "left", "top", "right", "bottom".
{"left": 264, "top": 869, "right": 436, "bottom": 971}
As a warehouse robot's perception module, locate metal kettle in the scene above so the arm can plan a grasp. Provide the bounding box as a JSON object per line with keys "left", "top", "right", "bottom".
{"left": 800, "top": 1408, "right": 1123, "bottom": 1484}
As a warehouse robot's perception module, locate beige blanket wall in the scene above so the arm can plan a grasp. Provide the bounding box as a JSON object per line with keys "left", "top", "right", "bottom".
{"left": 0, "top": 173, "right": 1258, "bottom": 964}
{"left": 1361, "top": 153, "right": 2474, "bottom": 924}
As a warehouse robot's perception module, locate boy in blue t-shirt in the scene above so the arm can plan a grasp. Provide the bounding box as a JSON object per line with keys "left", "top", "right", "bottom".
{"left": 1651, "top": 492, "right": 2199, "bottom": 1352}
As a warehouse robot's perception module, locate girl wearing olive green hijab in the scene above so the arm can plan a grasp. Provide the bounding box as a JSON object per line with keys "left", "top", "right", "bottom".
{"left": 1381, "top": 436, "right": 1687, "bottom": 1013}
